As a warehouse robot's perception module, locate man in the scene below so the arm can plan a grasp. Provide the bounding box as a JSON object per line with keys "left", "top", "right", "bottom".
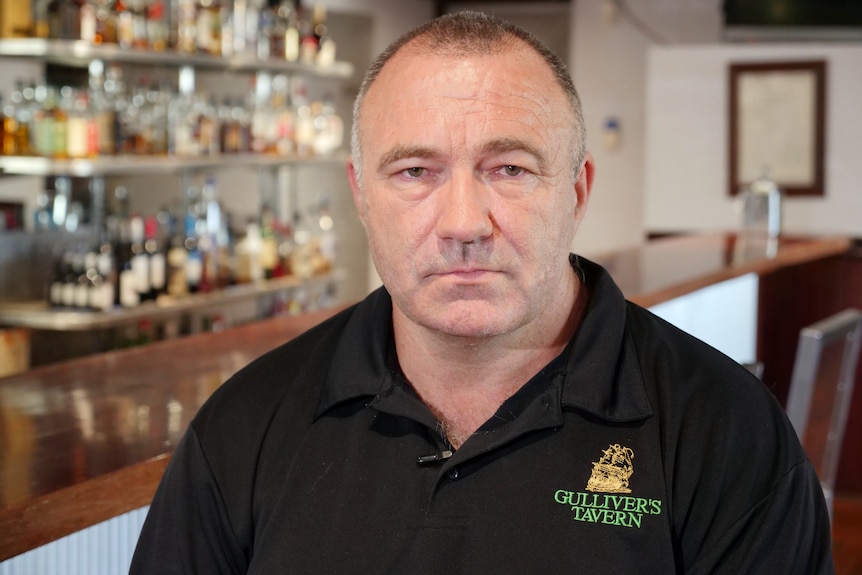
{"left": 131, "top": 11, "right": 833, "bottom": 574}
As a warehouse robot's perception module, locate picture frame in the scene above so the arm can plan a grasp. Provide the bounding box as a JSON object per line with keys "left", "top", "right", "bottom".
{"left": 728, "top": 60, "right": 826, "bottom": 197}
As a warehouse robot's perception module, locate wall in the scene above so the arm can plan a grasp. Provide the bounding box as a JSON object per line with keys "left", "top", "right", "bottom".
{"left": 644, "top": 43, "right": 862, "bottom": 237}
{"left": 569, "top": 0, "right": 722, "bottom": 257}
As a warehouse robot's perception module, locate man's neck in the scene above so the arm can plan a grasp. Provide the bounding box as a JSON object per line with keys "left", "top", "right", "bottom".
{"left": 393, "top": 277, "right": 587, "bottom": 449}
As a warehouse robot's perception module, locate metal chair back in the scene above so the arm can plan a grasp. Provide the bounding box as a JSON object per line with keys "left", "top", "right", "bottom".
{"left": 785, "top": 308, "right": 862, "bottom": 520}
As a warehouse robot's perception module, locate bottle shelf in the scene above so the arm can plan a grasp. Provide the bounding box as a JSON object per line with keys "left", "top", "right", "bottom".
{"left": 0, "top": 152, "right": 348, "bottom": 177}
{"left": 0, "top": 269, "right": 346, "bottom": 331}
{"left": 0, "top": 38, "right": 354, "bottom": 78}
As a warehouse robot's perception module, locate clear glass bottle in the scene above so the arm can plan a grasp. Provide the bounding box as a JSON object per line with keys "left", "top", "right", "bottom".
{"left": 176, "top": 0, "right": 197, "bottom": 54}
{"left": 183, "top": 211, "right": 203, "bottom": 293}
{"left": 52, "top": 86, "right": 71, "bottom": 159}
{"left": 165, "top": 212, "right": 189, "bottom": 297}
{"left": 95, "top": 0, "right": 117, "bottom": 44}
{"left": 80, "top": 0, "right": 98, "bottom": 43}
{"left": 66, "top": 89, "right": 92, "bottom": 159}
{"left": 1, "top": 94, "right": 19, "bottom": 156}
{"left": 145, "top": 215, "right": 166, "bottom": 300}
{"left": 147, "top": 0, "right": 169, "bottom": 51}
{"left": 115, "top": 0, "right": 135, "bottom": 48}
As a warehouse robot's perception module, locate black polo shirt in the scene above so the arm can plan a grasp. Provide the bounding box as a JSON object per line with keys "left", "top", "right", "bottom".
{"left": 131, "top": 257, "right": 833, "bottom": 574}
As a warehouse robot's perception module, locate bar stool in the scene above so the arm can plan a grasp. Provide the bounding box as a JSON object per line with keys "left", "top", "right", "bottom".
{"left": 785, "top": 308, "right": 862, "bottom": 521}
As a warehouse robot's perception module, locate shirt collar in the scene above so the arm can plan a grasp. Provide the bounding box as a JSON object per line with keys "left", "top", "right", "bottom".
{"left": 315, "top": 255, "right": 653, "bottom": 423}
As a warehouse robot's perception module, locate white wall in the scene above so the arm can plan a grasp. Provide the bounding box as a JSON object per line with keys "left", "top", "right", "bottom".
{"left": 645, "top": 43, "right": 862, "bottom": 236}
{"left": 570, "top": 0, "right": 722, "bottom": 257}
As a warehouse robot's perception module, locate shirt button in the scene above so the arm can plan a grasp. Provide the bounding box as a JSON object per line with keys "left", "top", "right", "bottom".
{"left": 448, "top": 468, "right": 460, "bottom": 480}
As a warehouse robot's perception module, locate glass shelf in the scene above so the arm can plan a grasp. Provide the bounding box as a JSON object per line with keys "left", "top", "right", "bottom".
{"left": 0, "top": 38, "right": 354, "bottom": 78}
{"left": 0, "top": 153, "right": 348, "bottom": 177}
{"left": 0, "top": 269, "right": 346, "bottom": 331}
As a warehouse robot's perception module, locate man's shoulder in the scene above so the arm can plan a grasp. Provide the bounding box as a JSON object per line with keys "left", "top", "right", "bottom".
{"left": 624, "top": 300, "right": 787, "bottom": 419}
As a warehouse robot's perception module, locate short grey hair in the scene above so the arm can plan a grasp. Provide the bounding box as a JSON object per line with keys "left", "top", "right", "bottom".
{"left": 350, "top": 10, "right": 586, "bottom": 186}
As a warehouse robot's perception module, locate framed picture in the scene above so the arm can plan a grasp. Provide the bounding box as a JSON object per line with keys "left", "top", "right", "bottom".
{"left": 728, "top": 60, "right": 826, "bottom": 197}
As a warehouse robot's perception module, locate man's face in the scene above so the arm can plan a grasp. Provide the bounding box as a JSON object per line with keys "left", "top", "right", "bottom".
{"left": 349, "top": 42, "right": 592, "bottom": 340}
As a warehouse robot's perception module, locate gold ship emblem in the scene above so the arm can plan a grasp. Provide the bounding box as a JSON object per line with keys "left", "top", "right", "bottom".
{"left": 586, "top": 444, "right": 634, "bottom": 494}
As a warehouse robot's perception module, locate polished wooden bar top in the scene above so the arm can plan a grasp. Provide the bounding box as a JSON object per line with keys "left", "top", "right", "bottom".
{"left": 0, "top": 232, "right": 852, "bottom": 560}
{"left": 0, "top": 306, "right": 347, "bottom": 561}
{"left": 593, "top": 232, "right": 851, "bottom": 308}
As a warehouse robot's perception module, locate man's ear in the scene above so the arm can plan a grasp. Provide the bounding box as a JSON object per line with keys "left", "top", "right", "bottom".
{"left": 346, "top": 157, "right": 366, "bottom": 225}
{"left": 574, "top": 152, "right": 595, "bottom": 226}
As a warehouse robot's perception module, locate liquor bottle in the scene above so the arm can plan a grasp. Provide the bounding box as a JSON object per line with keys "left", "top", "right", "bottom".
{"left": 89, "top": 67, "right": 116, "bottom": 156}
{"left": 237, "top": 219, "right": 263, "bottom": 283}
{"left": 130, "top": 0, "right": 148, "bottom": 49}
{"left": 129, "top": 214, "right": 152, "bottom": 301}
{"left": 313, "top": 97, "right": 343, "bottom": 157}
{"left": 15, "top": 81, "right": 37, "bottom": 157}
{"left": 52, "top": 86, "right": 70, "bottom": 159}
{"left": 115, "top": 0, "right": 134, "bottom": 48}
{"left": 147, "top": 0, "right": 169, "bottom": 51}
{"left": 176, "top": 0, "right": 197, "bottom": 53}
{"left": 289, "top": 209, "right": 314, "bottom": 279}
{"left": 73, "top": 249, "right": 91, "bottom": 309}
{"left": 198, "top": 176, "right": 220, "bottom": 290}
{"left": 116, "top": 218, "right": 140, "bottom": 308}
{"left": 80, "top": 0, "right": 97, "bottom": 43}
{"left": 242, "top": 0, "right": 260, "bottom": 57}
{"left": 165, "top": 213, "right": 189, "bottom": 297}
{"left": 183, "top": 211, "right": 203, "bottom": 293}
{"left": 256, "top": 1, "right": 274, "bottom": 59}
{"left": 48, "top": 250, "right": 69, "bottom": 307}
{"left": 314, "top": 2, "right": 335, "bottom": 67}
{"left": 31, "top": 85, "right": 53, "bottom": 157}
{"left": 83, "top": 250, "right": 110, "bottom": 311}
{"left": 95, "top": 221, "right": 117, "bottom": 311}
{"left": 316, "top": 195, "right": 335, "bottom": 273}
{"left": 94, "top": 0, "right": 117, "bottom": 44}
{"left": 273, "top": 82, "right": 296, "bottom": 156}
{"left": 197, "top": 94, "right": 219, "bottom": 155}
{"left": 145, "top": 215, "right": 166, "bottom": 300}
{"left": 66, "top": 89, "right": 92, "bottom": 159}
{"left": 259, "top": 203, "right": 280, "bottom": 279}
{"left": 1, "top": 95, "right": 17, "bottom": 156}
{"left": 195, "top": 0, "right": 222, "bottom": 56}
{"left": 297, "top": 4, "right": 316, "bottom": 64}
{"left": 218, "top": 97, "right": 237, "bottom": 153}
{"left": 61, "top": 249, "right": 80, "bottom": 307}
{"left": 277, "top": 0, "right": 299, "bottom": 62}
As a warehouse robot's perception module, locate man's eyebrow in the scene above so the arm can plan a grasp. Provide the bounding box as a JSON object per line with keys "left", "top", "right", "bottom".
{"left": 481, "top": 138, "right": 547, "bottom": 169}
{"left": 377, "top": 145, "right": 441, "bottom": 172}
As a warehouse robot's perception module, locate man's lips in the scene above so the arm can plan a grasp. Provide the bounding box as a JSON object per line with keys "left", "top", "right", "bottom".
{"left": 429, "top": 268, "right": 499, "bottom": 279}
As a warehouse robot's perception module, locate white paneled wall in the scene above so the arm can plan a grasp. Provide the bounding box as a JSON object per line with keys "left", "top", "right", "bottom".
{"left": 0, "top": 507, "right": 148, "bottom": 575}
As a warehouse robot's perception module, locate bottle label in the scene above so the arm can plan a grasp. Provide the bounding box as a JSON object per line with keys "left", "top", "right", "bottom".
{"left": 67, "top": 117, "right": 89, "bottom": 158}
{"left": 61, "top": 283, "right": 76, "bottom": 307}
{"left": 75, "top": 283, "right": 90, "bottom": 308}
{"left": 131, "top": 253, "right": 150, "bottom": 294}
{"left": 186, "top": 253, "right": 203, "bottom": 286}
{"left": 150, "top": 252, "right": 166, "bottom": 290}
{"left": 50, "top": 282, "right": 63, "bottom": 306}
{"left": 119, "top": 269, "right": 140, "bottom": 308}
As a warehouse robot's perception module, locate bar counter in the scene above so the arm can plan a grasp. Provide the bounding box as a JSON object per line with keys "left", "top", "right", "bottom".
{"left": 0, "top": 232, "right": 854, "bottom": 561}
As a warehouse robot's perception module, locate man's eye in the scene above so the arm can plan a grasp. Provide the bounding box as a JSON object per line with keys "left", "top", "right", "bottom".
{"left": 501, "top": 165, "right": 525, "bottom": 177}
{"left": 403, "top": 167, "right": 425, "bottom": 178}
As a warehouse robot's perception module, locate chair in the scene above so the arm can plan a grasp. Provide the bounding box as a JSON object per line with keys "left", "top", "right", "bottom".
{"left": 785, "top": 308, "right": 862, "bottom": 520}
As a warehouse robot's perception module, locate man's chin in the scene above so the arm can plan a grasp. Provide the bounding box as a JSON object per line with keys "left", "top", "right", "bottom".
{"left": 417, "top": 300, "right": 520, "bottom": 339}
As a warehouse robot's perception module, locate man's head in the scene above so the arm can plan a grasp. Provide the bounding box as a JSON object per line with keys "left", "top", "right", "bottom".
{"left": 347, "top": 11, "right": 595, "bottom": 343}
{"left": 350, "top": 11, "right": 586, "bottom": 186}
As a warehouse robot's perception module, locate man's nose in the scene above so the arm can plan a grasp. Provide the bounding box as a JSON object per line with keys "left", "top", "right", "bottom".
{"left": 435, "top": 171, "right": 494, "bottom": 243}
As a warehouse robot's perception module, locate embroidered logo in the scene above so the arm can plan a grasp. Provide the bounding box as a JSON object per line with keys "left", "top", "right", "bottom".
{"left": 553, "top": 444, "right": 663, "bottom": 529}
{"left": 586, "top": 443, "right": 634, "bottom": 494}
